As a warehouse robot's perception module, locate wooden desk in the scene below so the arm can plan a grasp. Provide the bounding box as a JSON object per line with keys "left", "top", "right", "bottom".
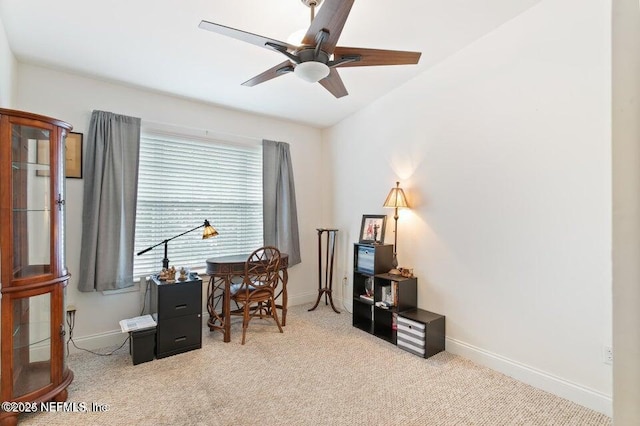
{"left": 205, "top": 253, "right": 289, "bottom": 342}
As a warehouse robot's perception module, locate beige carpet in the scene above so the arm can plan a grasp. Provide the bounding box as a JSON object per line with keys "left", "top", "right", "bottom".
{"left": 20, "top": 304, "right": 611, "bottom": 426}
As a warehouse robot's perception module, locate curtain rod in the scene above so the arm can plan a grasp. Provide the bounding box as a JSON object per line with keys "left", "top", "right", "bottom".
{"left": 140, "top": 119, "right": 262, "bottom": 147}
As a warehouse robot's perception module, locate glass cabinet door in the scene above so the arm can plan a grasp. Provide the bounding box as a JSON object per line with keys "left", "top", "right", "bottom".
{"left": 0, "top": 109, "right": 73, "bottom": 423}
{"left": 11, "top": 123, "right": 52, "bottom": 279}
{"left": 11, "top": 293, "right": 52, "bottom": 398}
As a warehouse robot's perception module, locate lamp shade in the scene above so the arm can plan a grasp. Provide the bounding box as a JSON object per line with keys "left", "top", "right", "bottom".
{"left": 294, "top": 61, "right": 330, "bottom": 83}
{"left": 202, "top": 220, "right": 218, "bottom": 239}
{"left": 383, "top": 182, "right": 409, "bottom": 208}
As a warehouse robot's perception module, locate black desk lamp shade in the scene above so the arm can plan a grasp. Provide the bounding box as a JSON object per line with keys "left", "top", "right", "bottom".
{"left": 136, "top": 220, "right": 218, "bottom": 269}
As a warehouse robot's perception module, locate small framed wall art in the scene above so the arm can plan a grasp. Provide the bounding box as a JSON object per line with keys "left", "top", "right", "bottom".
{"left": 64, "top": 132, "right": 83, "bottom": 179}
{"left": 359, "top": 214, "right": 387, "bottom": 244}
{"left": 36, "top": 131, "right": 83, "bottom": 178}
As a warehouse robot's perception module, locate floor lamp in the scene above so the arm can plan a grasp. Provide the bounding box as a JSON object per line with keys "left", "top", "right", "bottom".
{"left": 383, "top": 182, "right": 409, "bottom": 274}
{"left": 137, "top": 220, "right": 218, "bottom": 270}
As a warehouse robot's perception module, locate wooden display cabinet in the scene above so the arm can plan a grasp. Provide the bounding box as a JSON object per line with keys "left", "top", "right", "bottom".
{"left": 0, "top": 109, "right": 74, "bottom": 425}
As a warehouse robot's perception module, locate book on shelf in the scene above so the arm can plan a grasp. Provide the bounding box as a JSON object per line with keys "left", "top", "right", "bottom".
{"left": 381, "top": 282, "right": 398, "bottom": 307}
{"left": 392, "top": 281, "right": 399, "bottom": 306}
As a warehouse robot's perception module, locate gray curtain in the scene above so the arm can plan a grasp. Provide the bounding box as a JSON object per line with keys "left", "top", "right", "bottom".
{"left": 263, "top": 140, "right": 301, "bottom": 266}
{"left": 78, "top": 111, "right": 141, "bottom": 291}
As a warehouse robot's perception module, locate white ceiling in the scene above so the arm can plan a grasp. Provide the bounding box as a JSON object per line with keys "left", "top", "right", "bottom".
{"left": 0, "top": 0, "right": 540, "bottom": 128}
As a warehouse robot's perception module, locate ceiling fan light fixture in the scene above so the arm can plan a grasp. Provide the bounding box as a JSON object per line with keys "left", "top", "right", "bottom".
{"left": 294, "top": 61, "right": 330, "bottom": 83}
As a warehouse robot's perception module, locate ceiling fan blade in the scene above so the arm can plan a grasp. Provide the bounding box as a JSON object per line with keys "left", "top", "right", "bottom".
{"left": 319, "top": 69, "right": 348, "bottom": 98}
{"left": 241, "top": 61, "right": 294, "bottom": 87}
{"left": 301, "top": 0, "right": 354, "bottom": 54}
{"left": 332, "top": 47, "right": 422, "bottom": 67}
{"left": 199, "top": 20, "right": 297, "bottom": 53}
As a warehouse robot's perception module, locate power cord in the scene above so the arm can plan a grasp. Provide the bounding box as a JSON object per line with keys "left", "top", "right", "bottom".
{"left": 140, "top": 277, "right": 150, "bottom": 315}
{"left": 65, "top": 278, "right": 151, "bottom": 357}
{"left": 66, "top": 308, "right": 129, "bottom": 357}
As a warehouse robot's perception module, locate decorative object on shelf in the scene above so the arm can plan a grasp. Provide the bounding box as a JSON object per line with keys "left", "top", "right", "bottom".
{"left": 137, "top": 220, "right": 218, "bottom": 270}
{"left": 179, "top": 267, "right": 188, "bottom": 281}
{"left": 383, "top": 181, "right": 409, "bottom": 274}
{"left": 158, "top": 266, "right": 176, "bottom": 282}
{"left": 309, "top": 228, "right": 340, "bottom": 313}
{"left": 359, "top": 214, "right": 387, "bottom": 244}
{"left": 399, "top": 267, "right": 414, "bottom": 278}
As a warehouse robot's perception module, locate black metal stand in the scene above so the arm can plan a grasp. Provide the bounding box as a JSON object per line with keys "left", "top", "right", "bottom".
{"left": 309, "top": 228, "right": 340, "bottom": 313}
{"left": 137, "top": 220, "right": 214, "bottom": 270}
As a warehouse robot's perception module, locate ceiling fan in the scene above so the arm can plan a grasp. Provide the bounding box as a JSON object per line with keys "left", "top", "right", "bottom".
{"left": 198, "top": 0, "right": 421, "bottom": 98}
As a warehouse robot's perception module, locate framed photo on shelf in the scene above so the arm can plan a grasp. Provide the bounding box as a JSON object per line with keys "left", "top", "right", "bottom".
{"left": 359, "top": 214, "right": 387, "bottom": 244}
{"left": 36, "top": 132, "right": 83, "bottom": 178}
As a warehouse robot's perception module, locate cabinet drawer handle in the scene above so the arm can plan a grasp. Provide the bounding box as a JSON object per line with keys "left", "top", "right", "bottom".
{"left": 174, "top": 336, "right": 187, "bottom": 342}
{"left": 175, "top": 304, "right": 187, "bottom": 310}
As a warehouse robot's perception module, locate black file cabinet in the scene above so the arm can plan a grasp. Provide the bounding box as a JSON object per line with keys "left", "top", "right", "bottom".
{"left": 150, "top": 273, "right": 203, "bottom": 358}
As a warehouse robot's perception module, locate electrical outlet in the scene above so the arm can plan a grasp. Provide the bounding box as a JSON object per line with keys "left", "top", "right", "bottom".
{"left": 603, "top": 345, "right": 613, "bottom": 365}
{"left": 66, "top": 304, "right": 76, "bottom": 313}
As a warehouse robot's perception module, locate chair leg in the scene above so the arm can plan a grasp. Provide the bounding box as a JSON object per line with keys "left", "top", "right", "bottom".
{"left": 270, "top": 298, "right": 283, "bottom": 333}
{"left": 241, "top": 303, "right": 250, "bottom": 345}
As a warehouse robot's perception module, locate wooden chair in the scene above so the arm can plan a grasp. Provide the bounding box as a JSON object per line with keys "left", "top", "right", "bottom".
{"left": 230, "top": 246, "right": 283, "bottom": 344}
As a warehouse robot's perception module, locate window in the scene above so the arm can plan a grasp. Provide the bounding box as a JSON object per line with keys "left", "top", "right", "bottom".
{"left": 133, "top": 132, "right": 263, "bottom": 278}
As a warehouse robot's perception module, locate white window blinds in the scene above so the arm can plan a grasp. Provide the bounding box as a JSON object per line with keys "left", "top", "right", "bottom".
{"left": 133, "top": 133, "right": 263, "bottom": 278}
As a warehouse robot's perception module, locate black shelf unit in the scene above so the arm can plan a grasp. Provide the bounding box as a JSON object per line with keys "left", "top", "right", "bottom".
{"left": 373, "top": 274, "right": 418, "bottom": 344}
{"left": 352, "top": 243, "right": 393, "bottom": 334}
{"left": 352, "top": 243, "right": 419, "bottom": 344}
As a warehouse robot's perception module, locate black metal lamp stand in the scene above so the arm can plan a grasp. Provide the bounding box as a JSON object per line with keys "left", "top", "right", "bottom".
{"left": 137, "top": 220, "right": 218, "bottom": 270}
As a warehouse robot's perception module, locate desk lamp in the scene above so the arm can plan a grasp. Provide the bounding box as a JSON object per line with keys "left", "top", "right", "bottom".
{"left": 137, "top": 220, "right": 218, "bottom": 269}
{"left": 383, "top": 182, "right": 409, "bottom": 274}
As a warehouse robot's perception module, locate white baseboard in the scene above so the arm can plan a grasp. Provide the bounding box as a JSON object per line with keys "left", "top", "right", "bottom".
{"left": 446, "top": 337, "right": 612, "bottom": 417}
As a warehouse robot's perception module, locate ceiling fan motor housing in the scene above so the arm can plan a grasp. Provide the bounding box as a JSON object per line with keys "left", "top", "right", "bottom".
{"left": 296, "top": 49, "right": 329, "bottom": 65}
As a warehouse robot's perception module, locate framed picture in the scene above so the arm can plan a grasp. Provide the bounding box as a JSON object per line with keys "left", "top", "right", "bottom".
{"left": 359, "top": 214, "right": 387, "bottom": 244}
{"left": 36, "top": 131, "right": 83, "bottom": 178}
{"left": 64, "top": 132, "right": 83, "bottom": 179}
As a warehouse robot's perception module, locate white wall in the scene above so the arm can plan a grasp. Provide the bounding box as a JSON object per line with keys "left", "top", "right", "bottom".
{"left": 0, "top": 13, "right": 17, "bottom": 107}
{"left": 16, "top": 64, "right": 324, "bottom": 348}
{"left": 612, "top": 1, "right": 640, "bottom": 424}
{"left": 324, "top": 0, "right": 611, "bottom": 415}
